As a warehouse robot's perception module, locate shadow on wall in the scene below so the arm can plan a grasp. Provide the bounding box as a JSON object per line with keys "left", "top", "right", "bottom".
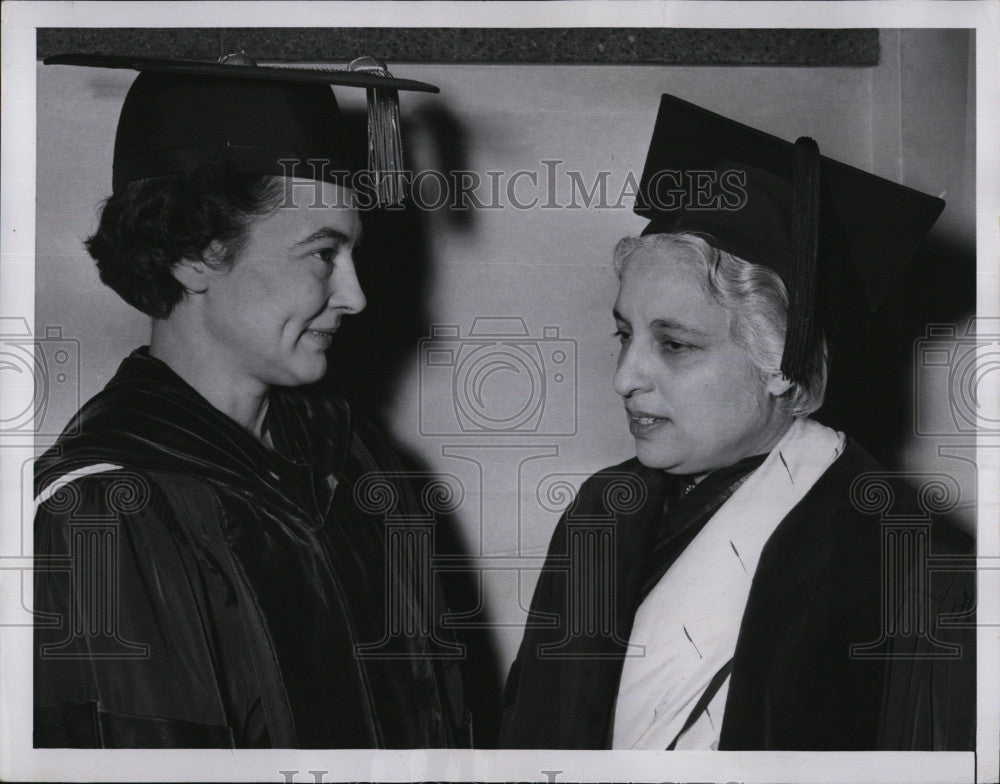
{"left": 321, "top": 104, "right": 505, "bottom": 747}
{"left": 817, "top": 232, "right": 976, "bottom": 469}
{"left": 325, "top": 102, "right": 475, "bottom": 415}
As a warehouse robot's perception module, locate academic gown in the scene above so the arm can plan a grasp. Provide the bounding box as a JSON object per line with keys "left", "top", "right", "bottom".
{"left": 34, "top": 348, "right": 466, "bottom": 748}
{"left": 499, "top": 443, "right": 975, "bottom": 750}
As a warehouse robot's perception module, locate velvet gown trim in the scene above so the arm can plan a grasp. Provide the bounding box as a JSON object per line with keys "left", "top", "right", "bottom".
{"left": 35, "top": 348, "right": 461, "bottom": 748}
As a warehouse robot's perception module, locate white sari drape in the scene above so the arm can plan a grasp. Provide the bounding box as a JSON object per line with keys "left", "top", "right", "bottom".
{"left": 612, "top": 417, "right": 846, "bottom": 750}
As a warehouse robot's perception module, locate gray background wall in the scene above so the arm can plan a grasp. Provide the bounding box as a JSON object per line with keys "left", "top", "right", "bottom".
{"left": 34, "top": 28, "right": 976, "bottom": 734}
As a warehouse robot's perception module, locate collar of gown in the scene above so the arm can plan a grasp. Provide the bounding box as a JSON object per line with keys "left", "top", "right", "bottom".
{"left": 35, "top": 346, "right": 351, "bottom": 526}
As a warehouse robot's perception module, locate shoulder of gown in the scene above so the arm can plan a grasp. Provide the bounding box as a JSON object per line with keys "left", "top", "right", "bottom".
{"left": 721, "top": 437, "right": 975, "bottom": 750}
{"left": 33, "top": 469, "right": 248, "bottom": 747}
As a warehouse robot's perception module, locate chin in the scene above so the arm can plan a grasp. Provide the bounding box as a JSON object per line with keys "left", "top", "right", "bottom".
{"left": 279, "top": 359, "right": 328, "bottom": 387}
{"left": 298, "top": 366, "right": 328, "bottom": 386}
{"left": 634, "top": 443, "right": 684, "bottom": 472}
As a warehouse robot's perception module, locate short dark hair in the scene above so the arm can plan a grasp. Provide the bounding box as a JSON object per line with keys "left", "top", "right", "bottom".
{"left": 85, "top": 164, "right": 287, "bottom": 318}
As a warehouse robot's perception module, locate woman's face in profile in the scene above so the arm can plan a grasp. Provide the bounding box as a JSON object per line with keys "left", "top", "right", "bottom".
{"left": 194, "top": 179, "right": 366, "bottom": 390}
{"left": 612, "top": 247, "right": 789, "bottom": 476}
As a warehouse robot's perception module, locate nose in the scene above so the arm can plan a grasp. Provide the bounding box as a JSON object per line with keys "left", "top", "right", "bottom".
{"left": 329, "top": 256, "right": 367, "bottom": 315}
{"left": 612, "top": 341, "right": 652, "bottom": 398}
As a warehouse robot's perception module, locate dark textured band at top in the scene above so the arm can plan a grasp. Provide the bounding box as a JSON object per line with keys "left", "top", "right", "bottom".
{"left": 37, "top": 28, "right": 881, "bottom": 67}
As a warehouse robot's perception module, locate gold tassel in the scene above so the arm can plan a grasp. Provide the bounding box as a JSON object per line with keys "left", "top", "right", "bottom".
{"left": 349, "top": 56, "right": 405, "bottom": 207}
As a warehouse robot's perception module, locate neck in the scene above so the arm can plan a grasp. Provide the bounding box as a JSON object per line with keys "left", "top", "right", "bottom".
{"left": 690, "top": 415, "right": 796, "bottom": 484}
{"left": 150, "top": 317, "right": 269, "bottom": 438}
{"left": 752, "top": 414, "right": 796, "bottom": 459}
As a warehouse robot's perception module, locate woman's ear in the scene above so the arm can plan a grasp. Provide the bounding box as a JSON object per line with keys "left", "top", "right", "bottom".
{"left": 170, "top": 257, "right": 210, "bottom": 294}
{"left": 170, "top": 243, "right": 227, "bottom": 294}
{"left": 766, "top": 371, "right": 794, "bottom": 397}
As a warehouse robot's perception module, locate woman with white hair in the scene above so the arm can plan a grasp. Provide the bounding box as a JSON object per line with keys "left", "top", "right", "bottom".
{"left": 500, "top": 95, "right": 975, "bottom": 751}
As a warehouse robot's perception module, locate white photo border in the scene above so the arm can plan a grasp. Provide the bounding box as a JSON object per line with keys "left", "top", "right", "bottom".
{"left": 2, "top": 2, "right": 997, "bottom": 782}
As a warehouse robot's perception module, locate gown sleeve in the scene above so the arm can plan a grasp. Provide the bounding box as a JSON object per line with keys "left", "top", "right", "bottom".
{"left": 33, "top": 470, "right": 264, "bottom": 748}
{"left": 878, "top": 532, "right": 977, "bottom": 751}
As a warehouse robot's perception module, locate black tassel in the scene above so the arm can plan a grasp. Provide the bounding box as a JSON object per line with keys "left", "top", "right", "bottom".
{"left": 782, "top": 137, "right": 822, "bottom": 384}
{"left": 349, "top": 56, "right": 405, "bottom": 207}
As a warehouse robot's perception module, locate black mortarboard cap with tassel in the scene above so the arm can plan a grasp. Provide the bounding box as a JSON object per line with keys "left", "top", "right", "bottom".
{"left": 635, "top": 93, "right": 945, "bottom": 385}
{"left": 43, "top": 52, "right": 439, "bottom": 207}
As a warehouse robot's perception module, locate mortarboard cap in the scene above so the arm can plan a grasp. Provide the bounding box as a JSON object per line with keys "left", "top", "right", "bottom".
{"left": 44, "top": 52, "right": 440, "bottom": 206}
{"left": 634, "top": 93, "right": 945, "bottom": 384}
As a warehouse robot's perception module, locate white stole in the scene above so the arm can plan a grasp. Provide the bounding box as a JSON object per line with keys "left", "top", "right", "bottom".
{"left": 612, "top": 418, "right": 846, "bottom": 750}
{"left": 34, "top": 463, "right": 125, "bottom": 507}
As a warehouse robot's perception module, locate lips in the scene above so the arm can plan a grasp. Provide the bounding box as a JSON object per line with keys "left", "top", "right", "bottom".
{"left": 626, "top": 408, "right": 669, "bottom": 437}
{"left": 303, "top": 326, "right": 338, "bottom": 349}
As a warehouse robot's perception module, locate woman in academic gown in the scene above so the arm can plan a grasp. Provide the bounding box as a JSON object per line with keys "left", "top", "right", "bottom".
{"left": 33, "top": 54, "right": 466, "bottom": 748}
{"left": 499, "top": 95, "right": 975, "bottom": 751}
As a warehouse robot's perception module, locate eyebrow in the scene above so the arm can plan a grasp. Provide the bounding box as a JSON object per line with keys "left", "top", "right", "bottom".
{"left": 650, "top": 319, "right": 710, "bottom": 337}
{"left": 293, "top": 226, "right": 361, "bottom": 249}
{"left": 612, "top": 309, "right": 709, "bottom": 337}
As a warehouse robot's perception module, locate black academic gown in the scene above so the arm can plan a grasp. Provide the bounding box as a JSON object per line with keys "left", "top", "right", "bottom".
{"left": 499, "top": 443, "right": 975, "bottom": 750}
{"left": 34, "top": 349, "right": 466, "bottom": 748}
